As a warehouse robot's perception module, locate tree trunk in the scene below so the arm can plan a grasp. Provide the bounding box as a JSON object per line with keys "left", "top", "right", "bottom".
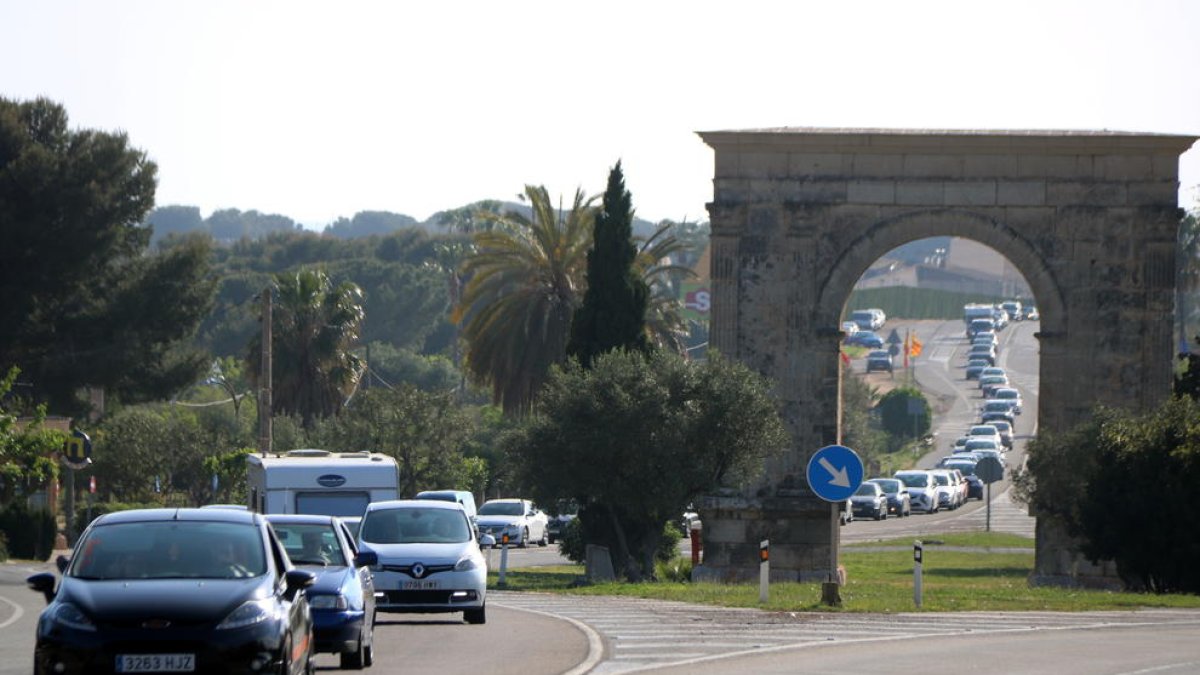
{"left": 605, "top": 506, "right": 640, "bottom": 582}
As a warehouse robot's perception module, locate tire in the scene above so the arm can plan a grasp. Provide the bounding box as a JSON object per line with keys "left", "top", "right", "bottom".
{"left": 464, "top": 604, "right": 486, "bottom": 624}
{"left": 539, "top": 527, "right": 549, "bottom": 547}
{"left": 278, "top": 635, "right": 292, "bottom": 675}
{"left": 340, "top": 630, "right": 366, "bottom": 670}
{"left": 518, "top": 527, "right": 529, "bottom": 548}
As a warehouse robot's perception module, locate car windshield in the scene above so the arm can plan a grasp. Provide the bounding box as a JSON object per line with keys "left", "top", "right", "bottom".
{"left": 478, "top": 501, "right": 524, "bottom": 516}
{"left": 945, "top": 462, "right": 976, "bottom": 474}
{"left": 271, "top": 522, "right": 347, "bottom": 567}
{"left": 853, "top": 483, "right": 877, "bottom": 496}
{"left": 70, "top": 520, "right": 266, "bottom": 580}
{"left": 932, "top": 473, "right": 949, "bottom": 486}
{"left": 871, "top": 480, "right": 899, "bottom": 494}
{"left": 965, "top": 439, "right": 997, "bottom": 451}
{"left": 361, "top": 507, "right": 471, "bottom": 544}
{"left": 984, "top": 402, "right": 1011, "bottom": 412}
{"left": 895, "top": 473, "right": 929, "bottom": 487}
{"left": 996, "top": 390, "right": 1018, "bottom": 399}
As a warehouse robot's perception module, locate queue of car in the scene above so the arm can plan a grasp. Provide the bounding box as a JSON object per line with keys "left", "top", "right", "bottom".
{"left": 23, "top": 491, "right": 554, "bottom": 673}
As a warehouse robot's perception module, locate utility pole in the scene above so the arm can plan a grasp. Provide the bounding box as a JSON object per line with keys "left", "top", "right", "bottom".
{"left": 258, "top": 287, "right": 273, "bottom": 457}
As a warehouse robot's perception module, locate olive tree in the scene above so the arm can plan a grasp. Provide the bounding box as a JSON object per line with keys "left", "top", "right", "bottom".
{"left": 506, "top": 350, "right": 787, "bottom": 581}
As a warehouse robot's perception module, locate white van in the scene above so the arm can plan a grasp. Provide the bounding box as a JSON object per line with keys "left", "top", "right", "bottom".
{"left": 415, "top": 489, "right": 479, "bottom": 526}
{"left": 246, "top": 449, "right": 400, "bottom": 517}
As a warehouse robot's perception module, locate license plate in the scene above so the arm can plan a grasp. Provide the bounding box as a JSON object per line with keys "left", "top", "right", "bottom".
{"left": 402, "top": 580, "right": 440, "bottom": 590}
{"left": 116, "top": 654, "right": 195, "bottom": 672}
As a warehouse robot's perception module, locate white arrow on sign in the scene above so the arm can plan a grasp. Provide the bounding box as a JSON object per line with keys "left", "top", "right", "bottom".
{"left": 818, "top": 457, "right": 850, "bottom": 488}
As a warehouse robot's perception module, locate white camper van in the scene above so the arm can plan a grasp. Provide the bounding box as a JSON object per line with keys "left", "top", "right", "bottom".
{"left": 246, "top": 449, "right": 400, "bottom": 517}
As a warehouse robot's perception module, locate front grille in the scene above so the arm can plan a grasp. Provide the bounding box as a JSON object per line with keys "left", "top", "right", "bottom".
{"left": 379, "top": 563, "right": 454, "bottom": 577}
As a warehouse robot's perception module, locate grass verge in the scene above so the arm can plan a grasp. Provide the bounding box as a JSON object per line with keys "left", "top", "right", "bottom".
{"left": 489, "top": 533, "right": 1200, "bottom": 612}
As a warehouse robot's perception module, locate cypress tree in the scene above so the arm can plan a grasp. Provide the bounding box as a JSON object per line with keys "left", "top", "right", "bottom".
{"left": 567, "top": 162, "right": 650, "bottom": 367}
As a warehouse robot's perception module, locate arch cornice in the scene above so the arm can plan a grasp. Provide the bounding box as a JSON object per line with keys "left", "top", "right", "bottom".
{"left": 813, "top": 208, "right": 1066, "bottom": 337}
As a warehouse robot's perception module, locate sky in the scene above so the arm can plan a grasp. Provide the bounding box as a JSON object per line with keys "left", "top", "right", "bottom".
{"left": 3, "top": 0, "right": 1199, "bottom": 229}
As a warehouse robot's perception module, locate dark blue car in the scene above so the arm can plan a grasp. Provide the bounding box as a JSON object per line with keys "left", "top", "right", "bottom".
{"left": 27, "top": 508, "right": 315, "bottom": 675}
{"left": 267, "top": 514, "right": 376, "bottom": 670}
{"left": 846, "top": 331, "right": 884, "bottom": 348}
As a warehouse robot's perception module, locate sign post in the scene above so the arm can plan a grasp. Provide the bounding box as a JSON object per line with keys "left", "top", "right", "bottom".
{"left": 913, "top": 540, "right": 924, "bottom": 608}
{"left": 806, "top": 445, "right": 865, "bottom": 607}
{"left": 759, "top": 540, "right": 769, "bottom": 604}
{"left": 497, "top": 533, "right": 510, "bottom": 587}
{"left": 61, "top": 430, "right": 93, "bottom": 545}
{"left": 974, "top": 456, "right": 1004, "bottom": 532}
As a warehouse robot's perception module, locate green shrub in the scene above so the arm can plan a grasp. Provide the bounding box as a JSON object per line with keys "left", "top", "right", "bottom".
{"left": 0, "top": 531, "right": 9, "bottom": 562}
{"left": 877, "top": 387, "right": 931, "bottom": 440}
{"left": 557, "top": 516, "right": 586, "bottom": 564}
{"left": 656, "top": 556, "right": 692, "bottom": 583}
{"left": 0, "top": 502, "right": 57, "bottom": 561}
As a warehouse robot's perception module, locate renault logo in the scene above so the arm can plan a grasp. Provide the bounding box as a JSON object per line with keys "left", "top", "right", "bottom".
{"left": 142, "top": 619, "right": 172, "bottom": 629}
{"left": 411, "top": 563, "right": 426, "bottom": 579}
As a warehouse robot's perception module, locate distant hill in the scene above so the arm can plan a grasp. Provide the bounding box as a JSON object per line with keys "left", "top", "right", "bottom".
{"left": 145, "top": 200, "right": 667, "bottom": 242}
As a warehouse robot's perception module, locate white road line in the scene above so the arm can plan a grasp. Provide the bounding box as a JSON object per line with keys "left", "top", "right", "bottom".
{"left": 0, "top": 594, "right": 25, "bottom": 629}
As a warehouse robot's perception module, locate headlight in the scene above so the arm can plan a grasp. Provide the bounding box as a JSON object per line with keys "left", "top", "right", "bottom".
{"left": 309, "top": 594, "right": 349, "bottom": 610}
{"left": 51, "top": 603, "right": 96, "bottom": 632}
{"left": 455, "top": 556, "right": 480, "bottom": 572}
{"left": 217, "top": 598, "right": 275, "bottom": 630}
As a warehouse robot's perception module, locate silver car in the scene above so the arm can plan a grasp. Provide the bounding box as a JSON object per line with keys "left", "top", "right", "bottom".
{"left": 357, "top": 500, "right": 494, "bottom": 624}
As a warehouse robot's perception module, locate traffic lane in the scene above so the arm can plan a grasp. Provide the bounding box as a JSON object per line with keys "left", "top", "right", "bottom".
{"left": 640, "top": 622, "right": 1200, "bottom": 675}
{"left": 322, "top": 604, "right": 593, "bottom": 674}
{"left": 0, "top": 558, "right": 63, "bottom": 675}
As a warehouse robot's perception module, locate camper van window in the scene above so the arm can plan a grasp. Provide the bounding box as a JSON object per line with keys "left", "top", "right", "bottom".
{"left": 295, "top": 491, "right": 370, "bottom": 517}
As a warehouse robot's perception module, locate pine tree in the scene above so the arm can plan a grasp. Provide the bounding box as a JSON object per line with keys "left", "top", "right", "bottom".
{"left": 567, "top": 162, "right": 651, "bottom": 367}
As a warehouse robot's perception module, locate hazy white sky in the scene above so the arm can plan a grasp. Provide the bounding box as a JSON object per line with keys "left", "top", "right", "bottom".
{"left": 3, "top": 0, "right": 1198, "bottom": 228}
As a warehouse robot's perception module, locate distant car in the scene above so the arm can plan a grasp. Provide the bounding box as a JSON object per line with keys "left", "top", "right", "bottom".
{"left": 866, "top": 349, "right": 894, "bottom": 373}
{"left": 841, "top": 321, "right": 860, "bottom": 339}
{"left": 867, "top": 478, "right": 911, "bottom": 517}
{"left": 964, "top": 438, "right": 1000, "bottom": 454}
{"left": 27, "top": 508, "right": 316, "bottom": 675}
{"left": 952, "top": 435, "right": 970, "bottom": 452}
{"left": 973, "top": 332, "right": 999, "bottom": 351}
{"left": 851, "top": 482, "right": 888, "bottom": 520}
{"left": 993, "top": 387, "right": 1023, "bottom": 414}
{"left": 979, "top": 374, "right": 1009, "bottom": 397}
{"left": 894, "top": 470, "right": 939, "bottom": 514}
{"left": 929, "top": 469, "right": 963, "bottom": 510}
{"left": 967, "top": 424, "right": 1003, "bottom": 448}
{"left": 964, "top": 359, "right": 991, "bottom": 380}
{"left": 475, "top": 498, "right": 549, "bottom": 548}
{"left": 677, "top": 508, "right": 700, "bottom": 536}
{"left": 1025, "top": 306, "right": 1040, "bottom": 321}
{"left": 979, "top": 366, "right": 1006, "bottom": 380}
{"left": 943, "top": 461, "right": 985, "bottom": 499}
{"left": 988, "top": 419, "right": 1014, "bottom": 449}
{"left": 968, "top": 345, "right": 997, "bottom": 366}
{"left": 846, "top": 331, "right": 884, "bottom": 349}
{"left": 849, "top": 308, "right": 884, "bottom": 331}
{"left": 267, "top": 514, "right": 376, "bottom": 669}
{"left": 980, "top": 399, "right": 1018, "bottom": 426}
{"left": 967, "top": 318, "right": 995, "bottom": 339}
{"left": 1001, "top": 300, "right": 1023, "bottom": 321}
{"left": 357, "top": 499, "right": 493, "bottom": 624}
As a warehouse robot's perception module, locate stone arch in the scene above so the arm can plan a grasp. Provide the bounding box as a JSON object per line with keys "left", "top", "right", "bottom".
{"left": 814, "top": 208, "right": 1066, "bottom": 338}
{"left": 694, "top": 128, "right": 1196, "bottom": 588}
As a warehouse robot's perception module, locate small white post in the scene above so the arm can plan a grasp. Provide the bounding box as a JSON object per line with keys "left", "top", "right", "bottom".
{"left": 498, "top": 533, "right": 510, "bottom": 587}
{"left": 759, "top": 539, "right": 769, "bottom": 604}
{"left": 913, "top": 540, "right": 924, "bottom": 608}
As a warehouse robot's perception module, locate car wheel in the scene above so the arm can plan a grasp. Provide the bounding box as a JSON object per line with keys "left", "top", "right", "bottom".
{"left": 340, "top": 630, "right": 366, "bottom": 670}
{"left": 464, "top": 604, "right": 487, "bottom": 624}
{"left": 539, "top": 528, "right": 549, "bottom": 547}
{"left": 518, "top": 527, "right": 529, "bottom": 548}
{"left": 876, "top": 507, "right": 885, "bottom": 521}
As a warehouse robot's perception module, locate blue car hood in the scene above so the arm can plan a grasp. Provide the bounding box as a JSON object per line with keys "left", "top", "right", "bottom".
{"left": 293, "top": 564, "right": 351, "bottom": 594}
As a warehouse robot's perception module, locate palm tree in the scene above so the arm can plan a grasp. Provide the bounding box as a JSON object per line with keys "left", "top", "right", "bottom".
{"left": 246, "top": 268, "right": 365, "bottom": 428}
{"left": 453, "top": 186, "right": 597, "bottom": 415}
{"left": 635, "top": 223, "right": 693, "bottom": 354}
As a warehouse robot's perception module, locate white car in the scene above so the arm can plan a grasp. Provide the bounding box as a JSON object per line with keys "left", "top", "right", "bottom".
{"left": 993, "top": 387, "right": 1023, "bottom": 414}
{"left": 929, "top": 469, "right": 964, "bottom": 510}
{"left": 475, "top": 498, "right": 549, "bottom": 548}
{"left": 967, "top": 424, "right": 1003, "bottom": 448}
{"left": 894, "top": 470, "right": 939, "bottom": 514}
{"left": 358, "top": 499, "right": 493, "bottom": 624}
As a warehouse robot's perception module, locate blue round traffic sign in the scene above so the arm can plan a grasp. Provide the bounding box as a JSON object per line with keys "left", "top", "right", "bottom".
{"left": 806, "top": 444, "right": 865, "bottom": 502}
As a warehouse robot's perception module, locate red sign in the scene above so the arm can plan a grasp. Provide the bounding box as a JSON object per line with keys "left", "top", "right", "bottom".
{"left": 89, "top": 476, "right": 96, "bottom": 494}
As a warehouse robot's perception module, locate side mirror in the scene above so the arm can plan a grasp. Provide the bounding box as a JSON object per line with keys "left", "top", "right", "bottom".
{"left": 284, "top": 569, "right": 315, "bottom": 600}
{"left": 354, "top": 550, "right": 378, "bottom": 568}
{"left": 479, "top": 534, "right": 496, "bottom": 548}
{"left": 27, "top": 572, "right": 57, "bottom": 604}
{"left": 56, "top": 555, "right": 70, "bottom": 574}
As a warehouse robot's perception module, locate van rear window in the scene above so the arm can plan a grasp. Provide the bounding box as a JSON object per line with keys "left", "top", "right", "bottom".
{"left": 295, "top": 491, "right": 370, "bottom": 517}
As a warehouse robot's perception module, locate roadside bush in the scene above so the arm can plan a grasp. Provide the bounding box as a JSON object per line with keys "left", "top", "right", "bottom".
{"left": 0, "top": 502, "right": 56, "bottom": 561}
{"left": 877, "top": 387, "right": 931, "bottom": 440}
{"left": 656, "top": 556, "right": 692, "bottom": 583}
{"left": 557, "top": 516, "right": 680, "bottom": 570}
